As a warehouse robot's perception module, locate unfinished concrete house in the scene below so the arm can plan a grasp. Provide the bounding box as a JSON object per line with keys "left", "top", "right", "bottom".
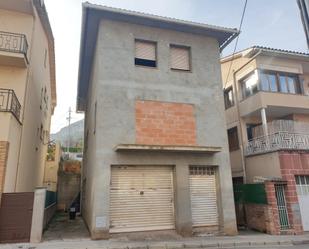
{"left": 77, "top": 3, "right": 239, "bottom": 239}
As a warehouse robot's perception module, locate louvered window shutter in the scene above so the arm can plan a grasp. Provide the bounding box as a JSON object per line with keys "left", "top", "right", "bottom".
{"left": 135, "top": 41, "right": 156, "bottom": 61}
{"left": 170, "top": 46, "right": 190, "bottom": 70}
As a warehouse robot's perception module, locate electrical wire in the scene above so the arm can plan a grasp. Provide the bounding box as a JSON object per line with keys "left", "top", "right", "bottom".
{"left": 224, "top": 0, "right": 248, "bottom": 87}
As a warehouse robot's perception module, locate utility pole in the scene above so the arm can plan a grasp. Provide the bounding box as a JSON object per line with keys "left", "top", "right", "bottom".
{"left": 66, "top": 107, "right": 72, "bottom": 159}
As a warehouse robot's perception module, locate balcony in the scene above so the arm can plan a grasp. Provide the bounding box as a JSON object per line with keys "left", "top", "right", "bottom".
{"left": 0, "top": 88, "right": 21, "bottom": 122}
{"left": 239, "top": 91, "right": 309, "bottom": 118}
{"left": 245, "top": 120, "right": 309, "bottom": 156}
{"left": 0, "top": 31, "right": 28, "bottom": 67}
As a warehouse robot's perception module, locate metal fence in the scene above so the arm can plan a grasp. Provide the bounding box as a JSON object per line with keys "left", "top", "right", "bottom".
{"left": 0, "top": 31, "right": 28, "bottom": 56}
{"left": 234, "top": 183, "right": 268, "bottom": 204}
{"left": 0, "top": 88, "right": 21, "bottom": 121}
{"left": 275, "top": 184, "right": 290, "bottom": 230}
{"left": 45, "top": 191, "right": 57, "bottom": 208}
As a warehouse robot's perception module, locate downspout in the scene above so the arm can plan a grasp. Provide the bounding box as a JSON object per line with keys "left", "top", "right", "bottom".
{"left": 232, "top": 49, "right": 262, "bottom": 184}
{"left": 14, "top": 7, "right": 36, "bottom": 192}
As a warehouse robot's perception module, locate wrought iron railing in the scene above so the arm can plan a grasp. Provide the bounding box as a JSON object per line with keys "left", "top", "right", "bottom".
{"left": 0, "top": 31, "right": 28, "bottom": 58}
{"left": 245, "top": 131, "right": 309, "bottom": 156}
{"left": 0, "top": 88, "right": 21, "bottom": 122}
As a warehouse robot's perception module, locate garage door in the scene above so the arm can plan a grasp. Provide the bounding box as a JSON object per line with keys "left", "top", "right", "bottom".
{"left": 189, "top": 166, "right": 218, "bottom": 227}
{"left": 110, "top": 166, "right": 175, "bottom": 233}
{"left": 0, "top": 193, "right": 34, "bottom": 243}
{"left": 296, "top": 175, "right": 309, "bottom": 231}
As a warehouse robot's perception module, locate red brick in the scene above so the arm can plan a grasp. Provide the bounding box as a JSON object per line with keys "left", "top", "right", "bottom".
{"left": 135, "top": 100, "right": 197, "bottom": 146}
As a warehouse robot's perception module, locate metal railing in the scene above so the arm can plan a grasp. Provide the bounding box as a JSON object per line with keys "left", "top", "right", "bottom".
{"left": 245, "top": 131, "right": 309, "bottom": 156}
{"left": 0, "top": 31, "right": 28, "bottom": 58}
{"left": 0, "top": 88, "right": 21, "bottom": 122}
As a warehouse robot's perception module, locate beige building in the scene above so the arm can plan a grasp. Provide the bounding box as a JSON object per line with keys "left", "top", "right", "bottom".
{"left": 221, "top": 46, "right": 309, "bottom": 234}
{"left": 0, "top": 0, "right": 56, "bottom": 193}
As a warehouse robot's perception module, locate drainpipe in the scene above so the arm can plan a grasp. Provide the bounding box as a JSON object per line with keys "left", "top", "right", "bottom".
{"left": 231, "top": 49, "right": 262, "bottom": 184}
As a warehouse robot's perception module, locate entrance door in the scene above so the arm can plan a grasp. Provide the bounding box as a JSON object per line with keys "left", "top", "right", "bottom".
{"left": 0, "top": 193, "right": 34, "bottom": 243}
{"left": 189, "top": 166, "right": 219, "bottom": 227}
{"left": 296, "top": 175, "right": 309, "bottom": 231}
{"left": 274, "top": 184, "right": 290, "bottom": 230}
{"left": 110, "top": 166, "right": 175, "bottom": 233}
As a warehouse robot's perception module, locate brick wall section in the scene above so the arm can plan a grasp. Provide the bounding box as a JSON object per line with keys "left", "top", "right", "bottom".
{"left": 264, "top": 181, "right": 281, "bottom": 235}
{"left": 135, "top": 100, "right": 197, "bottom": 145}
{"left": 244, "top": 181, "right": 293, "bottom": 235}
{"left": 0, "top": 141, "right": 9, "bottom": 193}
{"left": 279, "top": 151, "right": 309, "bottom": 234}
{"left": 244, "top": 204, "right": 268, "bottom": 233}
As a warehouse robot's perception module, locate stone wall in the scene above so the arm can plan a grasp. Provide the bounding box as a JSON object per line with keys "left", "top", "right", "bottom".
{"left": 57, "top": 160, "right": 81, "bottom": 211}
{"left": 245, "top": 204, "right": 271, "bottom": 233}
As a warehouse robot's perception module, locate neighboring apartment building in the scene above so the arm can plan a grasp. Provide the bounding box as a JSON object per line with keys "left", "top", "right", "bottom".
{"left": 0, "top": 0, "right": 56, "bottom": 193}
{"left": 77, "top": 4, "right": 238, "bottom": 239}
{"left": 221, "top": 46, "right": 309, "bottom": 234}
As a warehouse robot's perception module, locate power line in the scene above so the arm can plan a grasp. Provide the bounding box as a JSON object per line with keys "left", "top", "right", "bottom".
{"left": 224, "top": 0, "right": 248, "bottom": 87}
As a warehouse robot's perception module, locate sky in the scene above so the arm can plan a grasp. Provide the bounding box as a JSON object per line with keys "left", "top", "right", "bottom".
{"left": 45, "top": 0, "right": 308, "bottom": 133}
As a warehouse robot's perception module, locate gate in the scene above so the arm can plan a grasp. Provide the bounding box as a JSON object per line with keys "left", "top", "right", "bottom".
{"left": 274, "top": 184, "right": 290, "bottom": 230}
{"left": 0, "top": 192, "right": 34, "bottom": 243}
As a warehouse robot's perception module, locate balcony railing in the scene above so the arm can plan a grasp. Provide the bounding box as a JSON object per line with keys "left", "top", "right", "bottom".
{"left": 0, "top": 88, "right": 21, "bottom": 122}
{"left": 0, "top": 31, "right": 28, "bottom": 58}
{"left": 245, "top": 131, "right": 309, "bottom": 156}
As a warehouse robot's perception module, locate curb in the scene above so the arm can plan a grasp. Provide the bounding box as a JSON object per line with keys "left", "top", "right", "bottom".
{"left": 127, "top": 239, "right": 299, "bottom": 249}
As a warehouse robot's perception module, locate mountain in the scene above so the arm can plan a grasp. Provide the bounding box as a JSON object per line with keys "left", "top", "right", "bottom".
{"left": 51, "top": 119, "right": 84, "bottom": 147}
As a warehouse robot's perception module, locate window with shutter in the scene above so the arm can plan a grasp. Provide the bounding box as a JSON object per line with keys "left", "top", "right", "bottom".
{"left": 135, "top": 40, "right": 156, "bottom": 67}
{"left": 170, "top": 45, "right": 190, "bottom": 71}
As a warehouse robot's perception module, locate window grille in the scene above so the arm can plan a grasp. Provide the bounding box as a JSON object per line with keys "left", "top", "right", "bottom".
{"left": 189, "top": 166, "right": 216, "bottom": 175}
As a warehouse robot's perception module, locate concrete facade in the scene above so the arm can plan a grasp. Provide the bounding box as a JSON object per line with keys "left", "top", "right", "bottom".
{"left": 78, "top": 5, "right": 238, "bottom": 239}
{"left": 0, "top": 0, "right": 56, "bottom": 192}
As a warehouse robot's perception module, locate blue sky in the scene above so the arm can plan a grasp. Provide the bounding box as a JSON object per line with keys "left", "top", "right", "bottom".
{"left": 45, "top": 0, "right": 308, "bottom": 133}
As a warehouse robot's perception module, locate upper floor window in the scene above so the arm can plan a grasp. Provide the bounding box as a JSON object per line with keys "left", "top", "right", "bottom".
{"left": 241, "top": 70, "right": 259, "bottom": 98}
{"left": 170, "top": 45, "right": 191, "bottom": 71}
{"left": 224, "top": 87, "right": 234, "bottom": 109}
{"left": 260, "top": 70, "right": 300, "bottom": 94}
{"left": 135, "top": 40, "right": 156, "bottom": 67}
{"left": 227, "top": 127, "right": 239, "bottom": 151}
{"left": 241, "top": 69, "right": 301, "bottom": 99}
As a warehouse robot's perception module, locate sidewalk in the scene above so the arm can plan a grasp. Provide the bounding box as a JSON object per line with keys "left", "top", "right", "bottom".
{"left": 1, "top": 232, "right": 309, "bottom": 249}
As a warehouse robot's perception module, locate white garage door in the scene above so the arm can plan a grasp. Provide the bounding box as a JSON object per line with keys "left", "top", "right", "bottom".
{"left": 296, "top": 175, "right": 309, "bottom": 231}
{"left": 189, "top": 166, "right": 219, "bottom": 227}
{"left": 110, "top": 166, "right": 175, "bottom": 233}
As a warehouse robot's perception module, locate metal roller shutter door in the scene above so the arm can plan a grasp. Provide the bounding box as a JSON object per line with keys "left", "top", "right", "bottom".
{"left": 189, "top": 166, "right": 219, "bottom": 227}
{"left": 110, "top": 166, "right": 175, "bottom": 233}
